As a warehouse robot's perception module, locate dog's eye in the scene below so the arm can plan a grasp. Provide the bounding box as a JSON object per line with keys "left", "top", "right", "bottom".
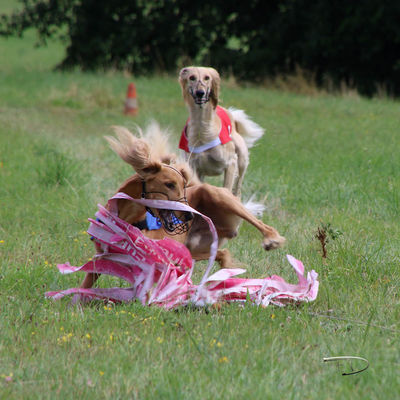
{"left": 189, "top": 75, "right": 196, "bottom": 81}
{"left": 204, "top": 76, "right": 210, "bottom": 81}
{"left": 165, "top": 182, "right": 176, "bottom": 190}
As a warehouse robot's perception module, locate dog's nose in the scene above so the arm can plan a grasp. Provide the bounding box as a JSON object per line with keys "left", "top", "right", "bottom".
{"left": 195, "top": 89, "right": 205, "bottom": 98}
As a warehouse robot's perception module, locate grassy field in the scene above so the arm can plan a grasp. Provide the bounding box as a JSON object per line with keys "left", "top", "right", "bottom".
{"left": 1, "top": 4, "right": 400, "bottom": 399}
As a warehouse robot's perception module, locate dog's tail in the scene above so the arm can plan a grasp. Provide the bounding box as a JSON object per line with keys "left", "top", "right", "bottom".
{"left": 243, "top": 194, "right": 266, "bottom": 217}
{"left": 229, "top": 107, "right": 265, "bottom": 148}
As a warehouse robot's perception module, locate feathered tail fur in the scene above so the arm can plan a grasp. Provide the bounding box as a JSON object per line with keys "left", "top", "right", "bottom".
{"left": 229, "top": 107, "right": 265, "bottom": 148}
{"left": 243, "top": 195, "right": 266, "bottom": 217}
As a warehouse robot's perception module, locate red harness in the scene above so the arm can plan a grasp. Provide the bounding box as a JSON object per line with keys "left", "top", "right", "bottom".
{"left": 179, "top": 106, "right": 233, "bottom": 153}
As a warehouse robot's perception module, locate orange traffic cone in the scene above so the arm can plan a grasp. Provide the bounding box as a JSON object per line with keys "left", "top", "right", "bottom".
{"left": 124, "top": 83, "right": 138, "bottom": 115}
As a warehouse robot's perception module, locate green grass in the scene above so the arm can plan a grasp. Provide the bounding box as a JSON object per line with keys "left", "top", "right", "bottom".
{"left": 1, "top": 6, "right": 400, "bottom": 399}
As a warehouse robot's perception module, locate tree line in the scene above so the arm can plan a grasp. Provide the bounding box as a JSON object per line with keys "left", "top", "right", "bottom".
{"left": 1, "top": 0, "right": 400, "bottom": 96}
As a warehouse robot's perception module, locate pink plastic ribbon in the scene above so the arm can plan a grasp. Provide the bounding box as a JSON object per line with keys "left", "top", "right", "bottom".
{"left": 46, "top": 193, "right": 319, "bottom": 308}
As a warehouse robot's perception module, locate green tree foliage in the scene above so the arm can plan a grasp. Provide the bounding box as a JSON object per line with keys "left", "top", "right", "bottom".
{"left": 2, "top": 0, "right": 400, "bottom": 96}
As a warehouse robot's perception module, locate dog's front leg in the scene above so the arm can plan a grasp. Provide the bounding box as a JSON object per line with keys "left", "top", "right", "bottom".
{"left": 187, "top": 184, "right": 285, "bottom": 251}
{"left": 79, "top": 241, "right": 103, "bottom": 291}
{"left": 68, "top": 272, "right": 101, "bottom": 305}
{"left": 80, "top": 272, "right": 101, "bottom": 289}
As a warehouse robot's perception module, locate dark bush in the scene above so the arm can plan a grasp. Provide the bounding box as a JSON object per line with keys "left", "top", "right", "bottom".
{"left": 1, "top": 0, "right": 400, "bottom": 96}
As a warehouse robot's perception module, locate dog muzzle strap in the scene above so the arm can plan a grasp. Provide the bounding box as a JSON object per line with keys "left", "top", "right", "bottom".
{"left": 190, "top": 87, "right": 210, "bottom": 105}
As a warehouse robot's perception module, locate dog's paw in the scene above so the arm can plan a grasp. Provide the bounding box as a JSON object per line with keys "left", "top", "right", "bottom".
{"left": 262, "top": 235, "right": 286, "bottom": 251}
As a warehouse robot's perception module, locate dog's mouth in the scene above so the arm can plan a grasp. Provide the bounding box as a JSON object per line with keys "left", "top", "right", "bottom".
{"left": 156, "top": 209, "right": 194, "bottom": 235}
{"left": 190, "top": 87, "right": 210, "bottom": 105}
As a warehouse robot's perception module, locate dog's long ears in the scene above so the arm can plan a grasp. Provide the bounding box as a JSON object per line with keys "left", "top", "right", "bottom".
{"left": 209, "top": 67, "right": 220, "bottom": 109}
{"left": 179, "top": 67, "right": 191, "bottom": 103}
{"left": 179, "top": 67, "right": 188, "bottom": 80}
{"left": 106, "top": 126, "right": 162, "bottom": 178}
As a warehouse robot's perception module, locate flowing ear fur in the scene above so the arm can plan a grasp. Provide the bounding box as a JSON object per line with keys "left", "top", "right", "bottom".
{"left": 179, "top": 67, "right": 192, "bottom": 104}
{"left": 179, "top": 67, "right": 191, "bottom": 84}
{"left": 208, "top": 67, "right": 220, "bottom": 109}
{"left": 106, "top": 126, "right": 162, "bottom": 177}
{"left": 139, "top": 162, "right": 162, "bottom": 178}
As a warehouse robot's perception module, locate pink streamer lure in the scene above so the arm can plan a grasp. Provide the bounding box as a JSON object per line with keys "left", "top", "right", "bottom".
{"left": 45, "top": 193, "right": 319, "bottom": 309}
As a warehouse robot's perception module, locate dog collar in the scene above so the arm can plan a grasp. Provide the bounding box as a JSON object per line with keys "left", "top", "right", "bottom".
{"left": 189, "top": 137, "right": 222, "bottom": 153}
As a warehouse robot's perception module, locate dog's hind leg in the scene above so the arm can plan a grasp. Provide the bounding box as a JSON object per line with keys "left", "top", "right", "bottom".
{"left": 223, "top": 153, "right": 237, "bottom": 193}
{"left": 215, "top": 248, "right": 236, "bottom": 268}
{"left": 232, "top": 134, "right": 249, "bottom": 197}
{"left": 185, "top": 219, "right": 237, "bottom": 268}
{"left": 191, "top": 248, "right": 236, "bottom": 268}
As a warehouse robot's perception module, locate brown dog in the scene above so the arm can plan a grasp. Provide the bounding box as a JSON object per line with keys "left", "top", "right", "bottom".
{"left": 179, "top": 66, "right": 265, "bottom": 197}
{"left": 80, "top": 125, "right": 285, "bottom": 290}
